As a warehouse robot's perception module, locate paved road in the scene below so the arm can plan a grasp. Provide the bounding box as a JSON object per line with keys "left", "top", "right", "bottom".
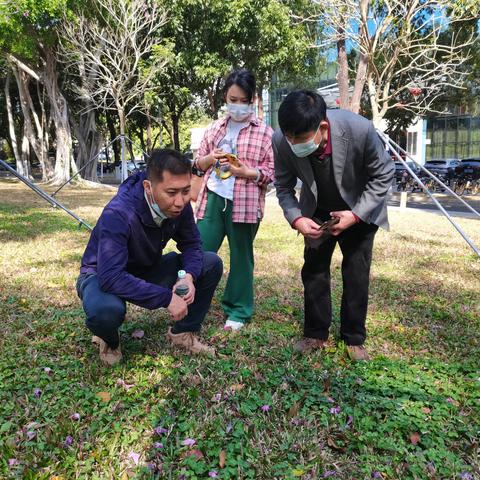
{"left": 388, "top": 191, "right": 480, "bottom": 216}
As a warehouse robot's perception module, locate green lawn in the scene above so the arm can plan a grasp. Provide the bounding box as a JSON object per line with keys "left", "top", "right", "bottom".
{"left": 0, "top": 179, "right": 479, "bottom": 479}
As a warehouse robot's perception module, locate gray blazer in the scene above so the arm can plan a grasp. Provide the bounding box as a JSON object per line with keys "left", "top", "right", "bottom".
{"left": 273, "top": 109, "right": 394, "bottom": 230}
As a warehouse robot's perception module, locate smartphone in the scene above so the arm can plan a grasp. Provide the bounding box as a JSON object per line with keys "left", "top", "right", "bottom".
{"left": 313, "top": 217, "right": 340, "bottom": 231}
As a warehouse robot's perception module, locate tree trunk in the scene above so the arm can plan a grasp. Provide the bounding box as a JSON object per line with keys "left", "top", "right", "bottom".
{"left": 21, "top": 124, "right": 31, "bottom": 176}
{"left": 5, "top": 70, "right": 31, "bottom": 178}
{"left": 336, "top": 31, "right": 350, "bottom": 109}
{"left": 256, "top": 87, "right": 264, "bottom": 121}
{"left": 350, "top": 53, "right": 368, "bottom": 114}
{"left": 146, "top": 106, "right": 153, "bottom": 153}
{"left": 119, "top": 108, "right": 127, "bottom": 181}
{"left": 349, "top": 0, "right": 369, "bottom": 114}
{"left": 106, "top": 111, "right": 120, "bottom": 165}
{"left": 43, "top": 48, "right": 73, "bottom": 184}
{"left": 368, "top": 75, "right": 382, "bottom": 128}
{"left": 161, "top": 120, "right": 174, "bottom": 147}
{"left": 72, "top": 113, "right": 101, "bottom": 182}
{"left": 10, "top": 62, "right": 50, "bottom": 181}
{"left": 126, "top": 128, "right": 135, "bottom": 161}
{"left": 171, "top": 113, "right": 180, "bottom": 151}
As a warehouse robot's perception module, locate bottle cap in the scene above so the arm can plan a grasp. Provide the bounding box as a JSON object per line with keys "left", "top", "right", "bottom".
{"left": 178, "top": 270, "right": 186, "bottom": 279}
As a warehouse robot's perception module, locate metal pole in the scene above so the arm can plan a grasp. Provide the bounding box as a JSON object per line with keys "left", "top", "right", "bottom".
{"left": 0, "top": 159, "right": 92, "bottom": 231}
{"left": 377, "top": 133, "right": 480, "bottom": 257}
{"left": 378, "top": 131, "right": 480, "bottom": 218}
{"left": 51, "top": 135, "right": 121, "bottom": 197}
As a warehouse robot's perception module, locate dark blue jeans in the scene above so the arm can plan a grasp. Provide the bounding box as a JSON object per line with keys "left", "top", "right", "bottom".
{"left": 76, "top": 252, "right": 223, "bottom": 348}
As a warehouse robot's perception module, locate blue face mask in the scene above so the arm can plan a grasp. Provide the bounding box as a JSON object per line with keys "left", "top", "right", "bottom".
{"left": 227, "top": 103, "right": 253, "bottom": 122}
{"left": 144, "top": 185, "right": 168, "bottom": 226}
{"left": 287, "top": 124, "right": 322, "bottom": 158}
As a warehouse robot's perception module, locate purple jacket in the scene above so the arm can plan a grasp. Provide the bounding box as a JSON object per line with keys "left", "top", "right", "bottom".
{"left": 80, "top": 172, "right": 203, "bottom": 309}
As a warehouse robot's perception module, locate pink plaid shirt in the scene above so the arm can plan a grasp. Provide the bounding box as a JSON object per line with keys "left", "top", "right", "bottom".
{"left": 195, "top": 114, "right": 274, "bottom": 224}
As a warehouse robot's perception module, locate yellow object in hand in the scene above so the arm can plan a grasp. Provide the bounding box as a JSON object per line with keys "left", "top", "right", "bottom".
{"left": 214, "top": 153, "right": 239, "bottom": 180}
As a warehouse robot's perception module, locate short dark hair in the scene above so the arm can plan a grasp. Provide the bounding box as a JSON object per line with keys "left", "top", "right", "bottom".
{"left": 223, "top": 69, "right": 256, "bottom": 103}
{"left": 278, "top": 89, "right": 327, "bottom": 135}
{"left": 147, "top": 149, "right": 191, "bottom": 183}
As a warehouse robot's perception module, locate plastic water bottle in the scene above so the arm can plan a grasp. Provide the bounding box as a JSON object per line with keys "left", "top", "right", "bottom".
{"left": 174, "top": 270, "right": 189, "bottom": 297}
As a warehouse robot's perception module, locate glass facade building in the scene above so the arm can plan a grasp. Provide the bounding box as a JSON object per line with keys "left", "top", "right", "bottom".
{"left": 426, "top": 114, "right": 480, "bottom": 160}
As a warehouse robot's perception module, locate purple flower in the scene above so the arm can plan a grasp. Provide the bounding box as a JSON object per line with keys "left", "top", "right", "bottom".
{"left": 323, "top": 471, "right": 337, "bottom": 478}
{"left": 226, "top": 423, "right": 233, "bottom": 434}
{"left": 26, "top": 430, "right": 36, "bottom": 441}
{"left": 214, "top": 393, "right": 222, "bottom": 402}
{"left": 460, "top": 474, "right": 473, "bottom": 480}
{"left": 181, "top": 438, "right": 196, "bottom": 447}
{"left": 327, "top": 397, "right": 335, "bottom": 403}
{"left": 116, "top": 378, "right": 135, "bottom": 391}
{"left": 63, "top": 435, "right": 73, "bottom": 447}
{"left": 154, "top": 426, "right": 168, "bottom": 435}
{"left": 261, "top": 404, "right": 270, "bottom": 412}
{"left": 209, "top": 471, "right": 219, "bottom": 478}
{"left": 131, "top": 329, "right": 144, "bottom": 339}
{"left": 33, "top": 388, "right": 42, "bottom": 398}
{"left": 153, "top": 442, "right": 164, "bottom": 449}
{"left": 23, "top": 10, "right": 29, "bottom": 17}
{"left": 128, "top": 451, "right": 140, "bottom": 465}
{"left": 43, "top": 367, "right": 52, "bottom": 374}
{"left": 329, "top": 406, "right": 341, "bottom": 415}
{"left": 70, "top": 413, "right": 81, "bottom": 421}
{"left": 371, "top": 473, "right": 383, "bottom": 479}
{"left": 8, "top": 458, "right": 19, "bottom": 467}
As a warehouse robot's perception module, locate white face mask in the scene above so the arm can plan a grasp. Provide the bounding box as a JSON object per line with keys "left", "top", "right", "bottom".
{"left": 287, "top": 124, "right": 322, "bottom": 158}
{"left": 144, "top": 186, "right": 168, "bottom": 226}
{"left": 227, "top": 103, "right": 252, "bottom": 122}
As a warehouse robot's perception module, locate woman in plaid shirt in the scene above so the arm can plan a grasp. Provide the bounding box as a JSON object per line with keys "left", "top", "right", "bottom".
{"left": 194, "top": 69, "right": 274, "bottom": 331}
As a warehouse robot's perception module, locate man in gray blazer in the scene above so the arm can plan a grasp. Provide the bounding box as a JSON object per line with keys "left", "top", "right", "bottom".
{"left": 273, "top": 90, "right": 394, "bottom": 361}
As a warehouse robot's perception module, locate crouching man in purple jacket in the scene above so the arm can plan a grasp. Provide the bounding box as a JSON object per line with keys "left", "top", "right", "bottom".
{"left": 77, "top": 149, "right": 223, "bottom": 365}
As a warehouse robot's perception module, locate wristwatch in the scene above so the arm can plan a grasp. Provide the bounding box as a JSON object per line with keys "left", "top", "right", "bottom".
{"left": 192, "top": 158, "right": 205, "bottom": 177}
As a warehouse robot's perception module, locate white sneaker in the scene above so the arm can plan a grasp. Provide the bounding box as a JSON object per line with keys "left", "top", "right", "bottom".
{"left": 224, "top": 319, "right": 244, "bottom": 331}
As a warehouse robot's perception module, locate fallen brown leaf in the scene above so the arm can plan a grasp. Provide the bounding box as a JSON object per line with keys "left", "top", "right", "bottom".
{"left": 230, "top": 383, "right": 245, "bottom": 392}
{"left": 288, "top": 401, "right": 300, "bottom": 419}
{"left": 96, "top": 391, "right": 111, "bottom": 402}
{"left": 180, "top": 449, "right": 204, "bottom": 460}
{"left": 219, "top": 450, "right": 226, "bottom": 468}
{"left": 327, "top": 434, "right": 347, "bottom": 452}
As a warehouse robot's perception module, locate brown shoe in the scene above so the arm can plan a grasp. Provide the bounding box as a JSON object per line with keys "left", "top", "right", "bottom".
{"left": 92, "top": 335, "right": 123, "bottom": 366}
{"left": 167, "top": 328, "right": 215, "bottom": 356}
{"left": 294, "top": 337, "right": 328, "bottom": 354}
{"left": 347, "top": 345, "right": 370, "bottom": 361}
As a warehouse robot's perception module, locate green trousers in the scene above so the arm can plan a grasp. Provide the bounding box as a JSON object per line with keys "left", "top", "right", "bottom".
{"left": 197, "top": 191, "right": 259, "bottom": 323}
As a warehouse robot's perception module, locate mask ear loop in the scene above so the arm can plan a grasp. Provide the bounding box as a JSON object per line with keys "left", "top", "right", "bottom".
{"left": 146, "top": 181, "right": 156, "bottom": 206}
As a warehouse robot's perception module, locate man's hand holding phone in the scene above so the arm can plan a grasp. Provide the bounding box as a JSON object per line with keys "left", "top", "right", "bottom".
{"left": 293, "top": 217, "right": 324, "bottom": 239}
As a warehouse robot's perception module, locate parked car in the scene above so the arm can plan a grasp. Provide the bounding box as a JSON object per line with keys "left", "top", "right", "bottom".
{"left": 125, "top": 160, "right": 146, "bottom": 175}
{"left": 96, "top": 161, "right": 115, "bottom": 174}
{"left": 423, "top": 158, "right": 461, "bottom": 178}
{"left": 456, "top": 157, "right": 480, "bottom": 179}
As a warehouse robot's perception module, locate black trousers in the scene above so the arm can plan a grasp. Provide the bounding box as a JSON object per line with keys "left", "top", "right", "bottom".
{"left": 301, "top": 218, "right": 378, "bottom": 346}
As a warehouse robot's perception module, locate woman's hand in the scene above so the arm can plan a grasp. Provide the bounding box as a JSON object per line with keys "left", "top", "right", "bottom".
{"left": 198, "top": 149, "right": 226, "bottom": 171}
{"left": 226, "top": 158, "right": 258, "bottom": 179}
